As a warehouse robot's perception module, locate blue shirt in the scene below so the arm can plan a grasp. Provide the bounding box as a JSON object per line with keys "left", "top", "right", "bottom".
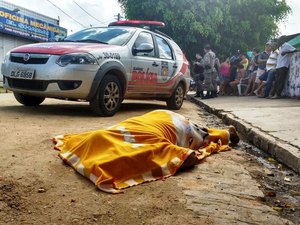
{"left": 257, "top": 51, "right": 270, "bottom": 70}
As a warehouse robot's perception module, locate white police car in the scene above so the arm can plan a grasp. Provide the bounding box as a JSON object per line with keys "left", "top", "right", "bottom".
{"left": 1, "top": 20, "right": 191, "bottom": 116}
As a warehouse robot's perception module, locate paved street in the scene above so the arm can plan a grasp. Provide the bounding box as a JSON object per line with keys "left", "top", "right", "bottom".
{"left": 0, "top": 93, "right": 299, "bottom": 225}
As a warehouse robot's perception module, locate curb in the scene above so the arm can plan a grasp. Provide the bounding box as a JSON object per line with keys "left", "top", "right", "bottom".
{"left": 188, "top": 96, "right": 300, "bottom": 174}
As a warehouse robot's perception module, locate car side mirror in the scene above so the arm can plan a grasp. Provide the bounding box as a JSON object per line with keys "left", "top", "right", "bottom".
{"left": 132, "top": 43, "right": 154, "bottom": 55}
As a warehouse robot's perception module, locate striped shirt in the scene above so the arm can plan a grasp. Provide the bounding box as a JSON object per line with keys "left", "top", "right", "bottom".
{"left": 266, "top": 50, "right": 279, "bottom": 71}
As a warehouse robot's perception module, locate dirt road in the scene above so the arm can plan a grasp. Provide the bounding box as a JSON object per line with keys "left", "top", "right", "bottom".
{"left": 0, "top": 94, "right": 297, "bottom": 225}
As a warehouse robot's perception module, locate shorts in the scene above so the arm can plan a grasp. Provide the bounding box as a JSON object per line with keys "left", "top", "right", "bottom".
{"left": 255, "top": 68, "right": 266, "bottom": 83}
{"left": 219, "top": 74, "right": 230, "bottom": 82}
{"left": 258, "top": 71, "right": 268, "bottom": 82}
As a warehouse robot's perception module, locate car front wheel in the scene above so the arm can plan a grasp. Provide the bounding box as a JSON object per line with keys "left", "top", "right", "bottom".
{"left": 166, "top": 83, "right": 184, "bottom": 110}
{"left": 13, "top": 92, "right": 45, "bottom": 106}
{"left": 90, "top": 75, "right": 122, "bottom": 117}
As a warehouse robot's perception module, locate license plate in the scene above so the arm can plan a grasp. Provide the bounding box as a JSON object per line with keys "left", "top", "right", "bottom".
{"left": 10, "top": 69, "right": 35, "bottom": 79}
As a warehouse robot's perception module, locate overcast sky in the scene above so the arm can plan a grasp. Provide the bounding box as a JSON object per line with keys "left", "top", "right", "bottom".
{"left": 10, "top": 0, "right": 300, "bottom": 36}
{"left": 279, "top": 0, "right": 300, "bottom": 35}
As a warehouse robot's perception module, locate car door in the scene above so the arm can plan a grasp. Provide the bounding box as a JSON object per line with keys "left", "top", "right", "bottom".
{"left": 128, "top": 31, "right": 160, "bottom": 94}
{"left": 154, "top": 35, "right": 177, "bottom": 94}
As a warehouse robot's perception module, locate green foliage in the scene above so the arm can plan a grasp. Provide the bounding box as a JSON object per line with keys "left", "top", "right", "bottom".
{"left": 118, "top": 0, "right": 291, "bottom": 59}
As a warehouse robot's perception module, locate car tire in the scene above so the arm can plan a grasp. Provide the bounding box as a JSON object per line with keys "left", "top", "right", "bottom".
{"left": 166, "top": 83, "right": 184, "bottom": 110}
{"left": 90, "top": 75, "right": 122, "bottom": 117}
{"left": 13, "top": 92, "right": 45, "bottom": 106}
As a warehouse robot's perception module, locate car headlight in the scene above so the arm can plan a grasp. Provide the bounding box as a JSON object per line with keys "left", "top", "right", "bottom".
{"left": 3, "top": 51, "right": 10, "bottom": 63}
{"left": 56, "top": 53, "right": 98, "bottom": 67}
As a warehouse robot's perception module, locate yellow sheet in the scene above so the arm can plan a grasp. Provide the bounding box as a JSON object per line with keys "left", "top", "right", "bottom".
{"left": 53, "top": 110, "right": 231, "bottom": 193}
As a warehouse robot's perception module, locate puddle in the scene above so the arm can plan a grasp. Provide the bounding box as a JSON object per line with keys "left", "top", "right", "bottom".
{"left": 238, "top": 140, "right": 277, "bottom": 169}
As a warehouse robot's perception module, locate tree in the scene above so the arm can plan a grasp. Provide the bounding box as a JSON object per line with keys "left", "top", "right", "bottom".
{"left": 117, "top": 0, "right": 290, "bottom": 59}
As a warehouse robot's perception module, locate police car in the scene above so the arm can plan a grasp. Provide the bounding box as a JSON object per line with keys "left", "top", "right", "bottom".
{"left": 1, "top": 20, "right": 190, "bottom": 116}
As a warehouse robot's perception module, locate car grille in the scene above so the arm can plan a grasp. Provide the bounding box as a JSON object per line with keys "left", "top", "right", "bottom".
{"left": 6, "top": 77, "right": 48, "bottom": 91}
{"left": 10, "top": 53, "right": 50, "bottom": 64}
{"left": 6, "top": 77, "right": 82, "bottom": 91}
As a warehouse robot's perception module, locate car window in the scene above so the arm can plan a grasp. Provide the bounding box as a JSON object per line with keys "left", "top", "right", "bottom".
{"left": 64, "top": 27, "right": 136, "bottom": 45}
{"left": 133, "top": 32, "right": 155, "bottom": 57}
{"left": 155, "top": 36, "right": 173, "bottom": 60}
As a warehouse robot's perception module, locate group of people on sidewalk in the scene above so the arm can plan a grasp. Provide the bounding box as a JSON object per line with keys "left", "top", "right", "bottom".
{"left": 192, "top": 41, "right": 298, "bottom": 99}
{"left": 242, "top": 41, "right": 298, "bottom": 99}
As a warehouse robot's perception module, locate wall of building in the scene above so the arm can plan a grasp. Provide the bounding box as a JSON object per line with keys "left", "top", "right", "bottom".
{"left": 0, "top": 1, "right": 59, "bottom": 25}
{"left": 0, "top": 32, "right": 33, "bottom": 62}
{"left": 0, "top": 1, "right": 65, "bottom": 84}
{"left": 0, "top": 33, "right": 34, "bottom": 83}
{"left": 284, "top": 52, "right": 300, "bottom": 97}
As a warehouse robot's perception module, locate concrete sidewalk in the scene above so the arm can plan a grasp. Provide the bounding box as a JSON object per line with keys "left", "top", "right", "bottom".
{"left": 188, "top": 94, "right": 300, "bottom": 174}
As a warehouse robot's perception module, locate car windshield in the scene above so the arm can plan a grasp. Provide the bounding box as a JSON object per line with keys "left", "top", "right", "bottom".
{"left": 64, "top": 27, "right": 136, "bottom": 45}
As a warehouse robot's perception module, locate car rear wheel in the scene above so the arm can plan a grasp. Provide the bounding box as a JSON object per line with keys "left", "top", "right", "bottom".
{"left": 166, "top": 83, "right": 184, "bottom": 110}
{"left": 90, "top": 75, "right": 122, "bottom": 117}
{"left": 13, "top": 92, "right": 45, "bottom": 106}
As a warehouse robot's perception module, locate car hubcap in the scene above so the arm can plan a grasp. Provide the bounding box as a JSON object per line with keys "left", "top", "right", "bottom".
{"left": 104, "top": 82, "right": 119, "bottom": 111}
{"left": 175, "top": 86, "right": 184, "bottom": 106}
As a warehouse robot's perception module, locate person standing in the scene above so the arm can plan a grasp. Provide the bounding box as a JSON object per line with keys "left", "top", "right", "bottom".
{"left": 249, "top": 43, "right": 271, "bottom": 95}
{"left": 214, "top": 56, "right": 221, "bottom": 96}
{"left": 192, "top": 53, "right": 204, "bottom": 97}
{"left": 247, "top": 49, "right": 259, "bottom": 76}
{"left": 219, "top": 58, "right": 231, "bottom": 96}
{"left": 229, "top": 50, "right": 241, "bottom": 82}
{"left": 254, "top": 42, "right": 279, "bottom": 98}
{"left": 229, "top": 63, "right": 246, "bottom": 95}
{"left": 240, "top": 53, "right": 249, "bottom": 70}
{"left": 270, "top": 42, "right": 299, "bottom": 99}
{"left": 243, "top": 49, "right": 259, "bottom": 96}
{"left": 202, "top": 44, "right": 216, "bottom": 99}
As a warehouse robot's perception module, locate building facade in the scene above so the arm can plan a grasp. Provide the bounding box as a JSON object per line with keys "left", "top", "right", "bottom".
{"left": 0, "top": 1, "right": 67, "bottom": 83}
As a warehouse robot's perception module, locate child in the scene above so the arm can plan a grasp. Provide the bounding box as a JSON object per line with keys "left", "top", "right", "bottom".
{"left": 229, "top": 63, "right": 246, "bottom": 95}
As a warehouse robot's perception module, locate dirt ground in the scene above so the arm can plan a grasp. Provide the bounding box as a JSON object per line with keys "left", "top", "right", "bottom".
{"left": 0, "top": 94, "right": 299, "bottom": 225}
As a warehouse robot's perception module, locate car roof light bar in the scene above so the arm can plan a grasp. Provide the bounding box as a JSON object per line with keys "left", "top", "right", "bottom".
{"left": 108, "top": 20, "right": 165, "bottom": 29}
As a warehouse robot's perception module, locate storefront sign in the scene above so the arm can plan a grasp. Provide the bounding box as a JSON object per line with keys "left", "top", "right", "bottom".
{"left": 0, "top": 7, "right": 67, "bottom": 42}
